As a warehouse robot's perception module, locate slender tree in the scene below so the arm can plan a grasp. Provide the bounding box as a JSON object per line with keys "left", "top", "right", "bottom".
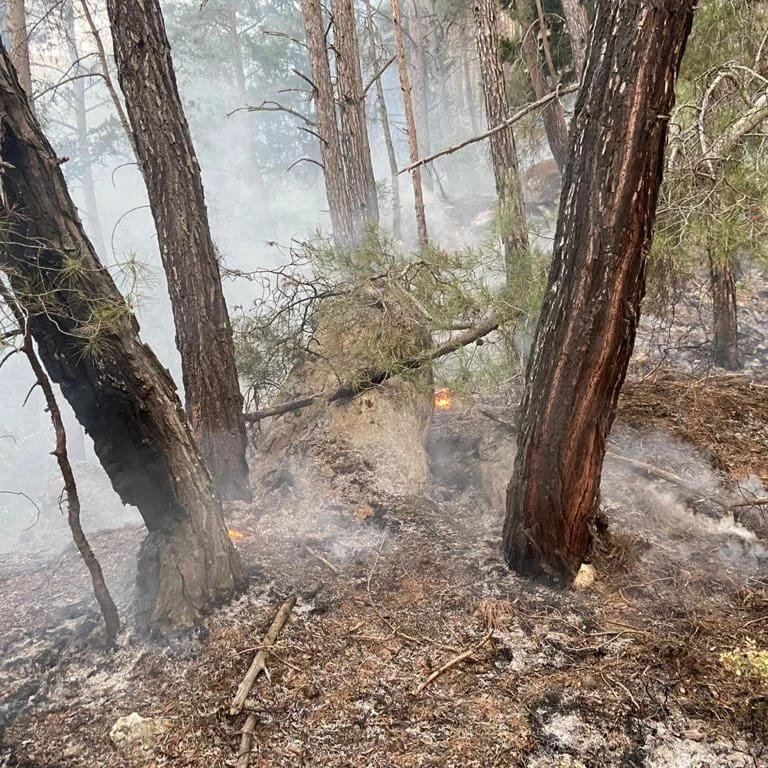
{"left": 6, "top": 0, "right": 32, "bottom": 99}
{"left": 0, "top": 41, "right": 245, "bottom": 632}
{"left": 407, "top": 0, "right": 432, "bottom": 190}
{"left": 105, "top": 0, "right": 251, "bottom": 502}
{"left": 503, "top": 0, "right": 696, "bottom": 581}
{"left": 560, "top": 0, "right": 590, "bottom": 78}
{"left": 333, "top": 0, "right": 379, "bottom": 230}
{"left": 473, "top": 0, "right": 528, "bottom": 281}
{"left": 392, "top": 0, "right": 428, "bottom": 246}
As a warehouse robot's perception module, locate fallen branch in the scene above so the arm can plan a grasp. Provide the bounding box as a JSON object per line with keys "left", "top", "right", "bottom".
{"left": 399, "top": 84, "right": 579, "bottom": 174}
{"left": 244, "top": 312, "right": 502, "bottom": 423}
{"left": 235, "top": 714, "right": 258, "bottom": 768}
{"left": 413, "top": 629, "right": 494, "bottom": 695}
{"left": 606, "top": 451, "right": 768, "bottom": 511}
{"left": 230, "top": 594, "right": 297, "bottom": 716}
{"left": 306, "top": 545, "right": 341, "bottom": 574}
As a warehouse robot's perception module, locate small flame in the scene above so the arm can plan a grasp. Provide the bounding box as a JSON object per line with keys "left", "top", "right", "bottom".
{"left": 228, "top": 529, "right": 245, "bottom": 542}
{"left": 434, "top": 388, "right": 453, "bottom": 411}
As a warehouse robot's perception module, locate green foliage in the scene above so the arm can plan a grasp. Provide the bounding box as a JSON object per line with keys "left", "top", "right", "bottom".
{"left": 720, "top": 638, "right": 768, "bottom": 690}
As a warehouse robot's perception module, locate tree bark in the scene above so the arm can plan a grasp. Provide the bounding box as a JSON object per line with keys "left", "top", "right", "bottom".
{"left": 392, "top": 0, "right": 428, "bottom": 247}
{"left": 406, "top": 0, "right": 432, "bottom": 191}
{"left": 6, "top": 0, "right": 32, "bottom": 100}
{"left": 106, "top": 0, "right": 250, "bottom": 503}
{"left": 709, "top": 250, "right": 740, "bottom": 370}
{"left": 516, "top": 0, "right": 569, "bottom": 171}
{"left": 560, "top": 0, "right": 590, "bottom": 79}
{"left": 503, "top": 0, "right": 696, "bottom": 582}
{"left": 364, "top": 0, "right": 402, "bottom": 239}
{"left": 332, "top": 0, "right": 379, "bottom": 230}
{"left": 463, "top": 49, "right": 481, "bottom": 135}
{"left": 0, "top": 41, "right": 246, "bottom": 632}
{"left": 473, "top": 0, "right": 528, "bottom": 282}
{"left": 300, "top": 0, "right": 358, "bottom": 248}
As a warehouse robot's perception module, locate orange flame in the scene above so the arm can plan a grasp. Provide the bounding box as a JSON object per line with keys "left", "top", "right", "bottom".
{"left": 228, "top": 529, "right": 245, "bottom": 542}
{"left": 434, "top": 388, "right": 453, "bottom": 411}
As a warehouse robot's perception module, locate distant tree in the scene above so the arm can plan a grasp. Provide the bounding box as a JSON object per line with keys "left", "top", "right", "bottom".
{"left": 503, "top": 0, "right": 696, "bottom": 581}
{"left": 105, "top": 0, "right": 251, "bottom": 501}
{"left": 0, "top": 41, "right": 245, "bottom": 632}
{"left": 559, "top": 0, "right": 590, "bottom": 78}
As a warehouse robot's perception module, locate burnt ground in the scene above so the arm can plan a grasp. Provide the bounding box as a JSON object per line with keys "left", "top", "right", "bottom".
{"left": 1, "top": 370, "right": 767, "bottom": 768}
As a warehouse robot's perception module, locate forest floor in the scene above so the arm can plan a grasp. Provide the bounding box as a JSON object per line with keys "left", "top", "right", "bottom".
{"left": 1, "top": 367, "right": 767, "bottom": 767}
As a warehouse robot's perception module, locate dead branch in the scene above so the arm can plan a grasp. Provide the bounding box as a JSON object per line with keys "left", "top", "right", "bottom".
{"left": 244, "top": 312, "right": 502, "bottom": 423}
{"left": 230, "top": 594, "right": 297, "bottom": 715}
{"left": 245, "top": 100, "right": 315, "bottom": 127}
{"left": 305, "top": 545, "right": 341, "bottom": 574}
{"left": 235, "top": 714, "right": 258, "bottom": 768}
{"left": 399, "top": 84, "right": 579, "bottom": 174}
{"left": 0, "top": 281, "right": 120, "bottom": 646}
{"left": 413, "top": 629, "right": 494, "bottom": 695}
{"left": 363, "top": 55, "right": 395, "bottom": 97}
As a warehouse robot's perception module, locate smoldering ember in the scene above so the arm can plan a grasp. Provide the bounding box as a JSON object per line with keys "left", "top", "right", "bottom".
{"left": 1, "top": 1, "right": 767, "bottom": 767}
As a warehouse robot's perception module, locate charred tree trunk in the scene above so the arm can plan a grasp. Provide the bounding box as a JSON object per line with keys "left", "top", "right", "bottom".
{"left": 364, "top": 0, "right": 402, "bottom": 239}
{"left": 709, "top": 250, "right": 740, "bottom": 370}
{"left": 106, "top": 0, "right": 250, "bottom": 503}
{"left": 301, "top": 0, "right": 358, "bottom": 248}
{"left": 473, "top": 0, "right": 528, "bottom": 282}
{"left": 503, "top": 0, "right": 696, "bottom": 581}
{"left": 560, "top": 0, "right": 590, "bottom": 79}
{"left": 392, "top": 0, "right": 428, "bottom": 247}
{"left": 0, "top": 42, "right": 246, "bottom": 632}
{"left": 333, "top": 0, "right": 379, "bottom": 230}
{"left": 516, "top": 0, "right": 569, "bottom": 171}
{"left": 6, "top": 0, "right": 32, "bottom": 99}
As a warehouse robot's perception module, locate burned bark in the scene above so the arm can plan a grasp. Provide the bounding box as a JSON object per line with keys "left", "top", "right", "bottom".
{"left": 709, "top": 250, "right": 740, "bottom": 370}
{"left": 515, "top": 0, "right": 569, "bottom": 171}
{"left": 473, "top": 0, "right": 528, "bottom": 281}
{"left": 106, "top": 0, "right": 250, "bottom": 502}
{"left": 0, "top": 42, "right": 245, "bottom": 632}
{"left": 333, "top": 0, "right": 379, "bottom": 230}
{"left": 503, "top": 0, "right": 696, "bottom": 581}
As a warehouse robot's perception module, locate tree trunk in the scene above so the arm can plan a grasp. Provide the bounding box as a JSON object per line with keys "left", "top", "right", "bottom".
{"left": 6, "top": 0, "right": 32, "bottom": 100}
{"left": 503, "top": 0, "right": 696, "bottom": 582}
{"left": 106, "top": 0, "right": 251, "bottom": 503}
{"left": 364, "top": 0, "right": 402, "bottom": 239}
{"left": 709, "top": 250, "right": 740, "bottom": 370}
{"left": 300, "top": 0, "right": 358, "bottom": 248}
{"left": 391, "top": 0, "right": 428, "bottom": 247}
{"left": 560, "top": 0, "right": 590, "bottom": 78}
{"left": 473, "top": 0, "right": 528, "bottom": 283}
{"left": 332, "top": 0, "right": 379, "bottom": 230}
{"left": 516, "top": 0, "right": 569, "bottom": 171}
{"left": 0, "top": 42, "right": 246, "bottom": 633}
{"left": 463, "top": 49, "right": 481, "bottom": 135}
{"left": 406, "top": 0, "right": 432, "bottom": 191}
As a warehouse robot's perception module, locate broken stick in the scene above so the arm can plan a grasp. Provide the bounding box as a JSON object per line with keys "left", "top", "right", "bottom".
{"left": 413, "top": 629, "right": 494, "bottom": 695}
{"left": 235, "top": 714, "right": 258, "bottom": 768}
{"left": 230, "top": 594, "right": 297, "bottom": 716}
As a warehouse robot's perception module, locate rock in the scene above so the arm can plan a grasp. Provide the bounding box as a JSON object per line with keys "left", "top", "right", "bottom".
{"left": 572, "top": 563, "right": 597, "bottom": 590}
{"left": 109, "top": 712, "right": 167, "bottom": 750}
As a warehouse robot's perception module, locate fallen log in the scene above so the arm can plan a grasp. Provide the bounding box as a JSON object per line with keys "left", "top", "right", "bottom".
{"left": 244, "top": 312, "right": 502, "bottom": 423}
{"left": 230, "top": 594, "right": 297, "bottom": 716}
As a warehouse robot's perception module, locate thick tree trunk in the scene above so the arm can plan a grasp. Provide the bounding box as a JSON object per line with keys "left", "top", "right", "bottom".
{"left": 392, "top": 0, "right": 428, "bottom": 247}
{"left": 503, "top": 0, "right": 696, "bottom": 581}
{"left": 6, "top": 0, "right": 32, "bottom": 99}
{"left": 0, "top": 43, "right": 245, "bottom": 632}
{"left": 333, "top": 0, "right": 379, "bottom": 231}
{"left": 106, "top": 0, "right": 250, "bottom": 503}
{"left": 364, "top": 0, "right": 402, "bottom": 240}
{"left": 560, "top": 0, "right": 590, "bottom": 78}
{"left": 301, "top": 0, "right": 358, "bottom": 248}
{"left": 709, "top": 250, "right": 740, "bottom": 370}
{"left": 516, "top": 0, "right": 569, "bottom": 171}
{"left": 473, "top": 0, "right": 528, "bottom": 282}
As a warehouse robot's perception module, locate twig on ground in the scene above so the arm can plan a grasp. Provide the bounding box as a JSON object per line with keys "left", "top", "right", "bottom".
{"left": 305, "top": 545, "right": 341, "bottom": 574}
{"left": 413, "top": 629, "right": 494, "bottom": 695}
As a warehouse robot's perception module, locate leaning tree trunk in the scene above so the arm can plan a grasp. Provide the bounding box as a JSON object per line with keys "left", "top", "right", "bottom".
{"left": 6, "top": 0, "right": 32, "bottom": 99}
{"left": 515, "top": 0, "right": 569, "bottom": 171}
{"left": 333, "top": 0, "right": 379, "bottom": 231}
{"left": 301, "top": 0, "right": 358, "bottom": 248}
{"left": 709, "top": 249, "right": 740, "bottom": 370}
{"left": 560, "top": 0, "right": 590, "bottom": 79}
{"left": 503, "top": 0, "right": 696, "bottom": 582}
{"left": 0, "top": 42, "right": 245, "bottom": 632}
{"left": 392, "top": 0, "right": 428, "bottom": 247}
{"left": 473, "top": 0, "right": 528, "bottom": 284}
{"left": 364, "top": 0, "right": 402, "bottom": 240}
{"left": 106, "top": 0, "right": 250, "bottom": 503}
